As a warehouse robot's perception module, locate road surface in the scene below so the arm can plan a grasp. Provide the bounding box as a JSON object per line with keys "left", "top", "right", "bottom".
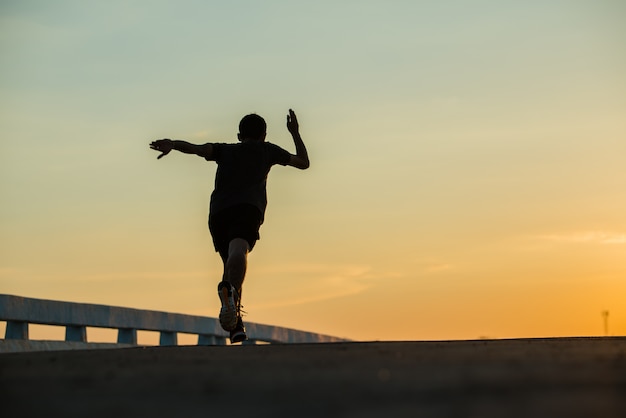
{"left": 1, "top": 338, "right": 625, "bottom": 417}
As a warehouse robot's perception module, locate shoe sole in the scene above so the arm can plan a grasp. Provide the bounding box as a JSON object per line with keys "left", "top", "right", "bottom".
{"left": 218, "top": 285, "right": 238, "bottom": 331}
{"left": 230, "top": 330, "right": 247, "bottom": 344}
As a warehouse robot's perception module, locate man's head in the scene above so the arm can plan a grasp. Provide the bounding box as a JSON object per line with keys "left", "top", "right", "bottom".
{"left": 238, "top": 114, "right": 266, "bottom": 142}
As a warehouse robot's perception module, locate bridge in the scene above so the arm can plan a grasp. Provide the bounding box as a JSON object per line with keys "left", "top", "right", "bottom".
{"left": 0, "top": 294, "right": 348, "bottom": 352}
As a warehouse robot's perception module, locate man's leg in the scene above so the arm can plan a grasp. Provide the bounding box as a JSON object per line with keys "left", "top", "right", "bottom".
{"left": 219, "top": 238, "right": 250, "bottom": 342}
{"left": 217, "top": 238, "right": 250, "bottom": 337}
{"left": 223, "top": 238, "right": 250, "bottom": 297}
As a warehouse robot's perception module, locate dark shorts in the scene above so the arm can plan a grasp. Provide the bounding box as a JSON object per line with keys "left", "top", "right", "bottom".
{"left": 209, "top": 204, "right": 262, "bottom": 261}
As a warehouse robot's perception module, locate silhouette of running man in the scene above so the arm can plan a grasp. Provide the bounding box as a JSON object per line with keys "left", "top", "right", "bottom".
{"left": 150, "top": 109, "right": 309, "bottom": 343}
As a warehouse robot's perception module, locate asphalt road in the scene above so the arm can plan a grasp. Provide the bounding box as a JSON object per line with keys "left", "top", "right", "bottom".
{"left": 1, "top": 337, "right": 625, "bottom": 417}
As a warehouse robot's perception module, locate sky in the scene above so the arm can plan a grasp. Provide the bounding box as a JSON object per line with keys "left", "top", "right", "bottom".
{"left": 1, "top": 0, "right": 625, "bottom": 342}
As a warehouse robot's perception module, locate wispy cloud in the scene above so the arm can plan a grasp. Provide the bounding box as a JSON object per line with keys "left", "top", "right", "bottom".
{"left": 424, "top": 263, "right": 454, "bottom": 273}
{"left": 536, "top": 231, "right": 626, "bottom": 245}
{"left": 250, "top": 263, "right": 377, "bottom": 309}
{"left": 0, "top": 268, "right": 209, "bottom": 284}
{"left": 409, "top": 258, "right": 454, "bottom": 275}
{"left": 190, "top": 130, "right": 211, "bottom": 140}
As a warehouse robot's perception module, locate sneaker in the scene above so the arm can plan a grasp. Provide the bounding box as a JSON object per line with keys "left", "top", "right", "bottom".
{"left": 218, "top": 281, "right": 238, "bottom": 332}
{"left": 230, "top": 318, "right": 247, "bottom": 344}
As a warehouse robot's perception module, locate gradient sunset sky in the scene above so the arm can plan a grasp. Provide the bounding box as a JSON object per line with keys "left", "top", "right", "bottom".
{"left": 1, "top": 0, "right": 625, "bottom": 341}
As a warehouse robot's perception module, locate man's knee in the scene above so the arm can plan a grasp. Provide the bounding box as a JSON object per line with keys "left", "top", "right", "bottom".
{"left": 228, "top": 238, "right": 250, "bottom": 258}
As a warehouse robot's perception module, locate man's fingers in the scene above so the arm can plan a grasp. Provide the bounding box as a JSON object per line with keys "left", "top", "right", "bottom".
{"left": 151, "top": 139, "right": 171, "bottom": 159}
{"left": 287, "top": 109, "right": 298, "bottom": 127}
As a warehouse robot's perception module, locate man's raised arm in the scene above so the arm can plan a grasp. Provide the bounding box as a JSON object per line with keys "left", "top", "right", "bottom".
{"left": 285, "top": 109, "right": 310, "bottom": 169}
{"left": 150, "top": 139, "right": 214, "bottom": 160}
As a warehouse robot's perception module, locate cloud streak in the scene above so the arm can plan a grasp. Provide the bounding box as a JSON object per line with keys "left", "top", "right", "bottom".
{"left": 536, "top": 231, "right": 626, "bottom": 245}
{"left": 249, "top": 263, "right": 377, "bottom": 310}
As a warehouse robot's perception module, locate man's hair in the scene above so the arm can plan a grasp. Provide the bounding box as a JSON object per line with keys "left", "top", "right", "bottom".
{"left": 238, "top": 114, "right": 266, "bottom": 140}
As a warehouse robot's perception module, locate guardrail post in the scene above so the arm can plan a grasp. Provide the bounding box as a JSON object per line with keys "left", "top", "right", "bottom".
{"left": 159, "top": 331, "right": 177, "bottom": 346}
{"left": 198, "top": 334, "right": 227, "bottom": 346}
{"left": 65, "top": 325, "right": 87, "bottom": 342}
{"left": 118, "top": 328, "right": 137, "bottom": 345}
{"left": 6, "top": 321, "right": 29, "bottom": 340}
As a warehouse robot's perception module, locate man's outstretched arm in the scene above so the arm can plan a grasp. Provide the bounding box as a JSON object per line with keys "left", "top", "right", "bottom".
{"left": 285, "top": 109, "right": 310, "bottom": 169}
{"left": 150, "top": 139, "right": 214, "bottom": 160}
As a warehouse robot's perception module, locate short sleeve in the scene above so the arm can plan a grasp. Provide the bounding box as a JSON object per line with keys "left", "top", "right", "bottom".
{"left": 267, "top": 143, "right": 291, "bottom": 166}
{"left": 206, "top": 143, "right": 224, "bottom": 161}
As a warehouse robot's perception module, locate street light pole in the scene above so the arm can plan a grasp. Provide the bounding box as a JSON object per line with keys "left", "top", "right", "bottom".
{"left": 602, "top": 310, "right": 609, "bottom": 336}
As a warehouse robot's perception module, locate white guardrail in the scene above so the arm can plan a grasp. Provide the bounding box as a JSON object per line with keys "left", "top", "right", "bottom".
{"left": 0, "top": 294, "right": 348, "bottom": 352}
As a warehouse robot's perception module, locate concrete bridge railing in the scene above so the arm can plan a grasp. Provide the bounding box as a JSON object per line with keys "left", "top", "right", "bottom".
{"left": 0, "top": 294, "right": 348, "bottom": 349}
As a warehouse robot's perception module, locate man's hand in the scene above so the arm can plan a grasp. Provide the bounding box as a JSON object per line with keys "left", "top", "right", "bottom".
{"left": 285, "top": 109, "right": 309, "bottom": 169}
{"left": 150, "top": 139, "right": 173, "bottom": 159}
{"left": 286, "top": 109, "right": 299, "bottom": 135}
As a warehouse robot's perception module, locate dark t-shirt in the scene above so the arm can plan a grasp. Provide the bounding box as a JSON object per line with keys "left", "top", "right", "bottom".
{"left": 207, "top": 141, "right": 291, "bottom": 220}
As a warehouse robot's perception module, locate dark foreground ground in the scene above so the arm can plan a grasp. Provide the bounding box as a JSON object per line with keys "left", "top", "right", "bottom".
{"left": 1, "top": 338, "right": 625, "bottom": 417}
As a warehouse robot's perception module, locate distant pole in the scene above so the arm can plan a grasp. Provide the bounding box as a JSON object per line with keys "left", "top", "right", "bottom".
{"left": 602, "top": 310, "right": 609, "bottom": 336}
